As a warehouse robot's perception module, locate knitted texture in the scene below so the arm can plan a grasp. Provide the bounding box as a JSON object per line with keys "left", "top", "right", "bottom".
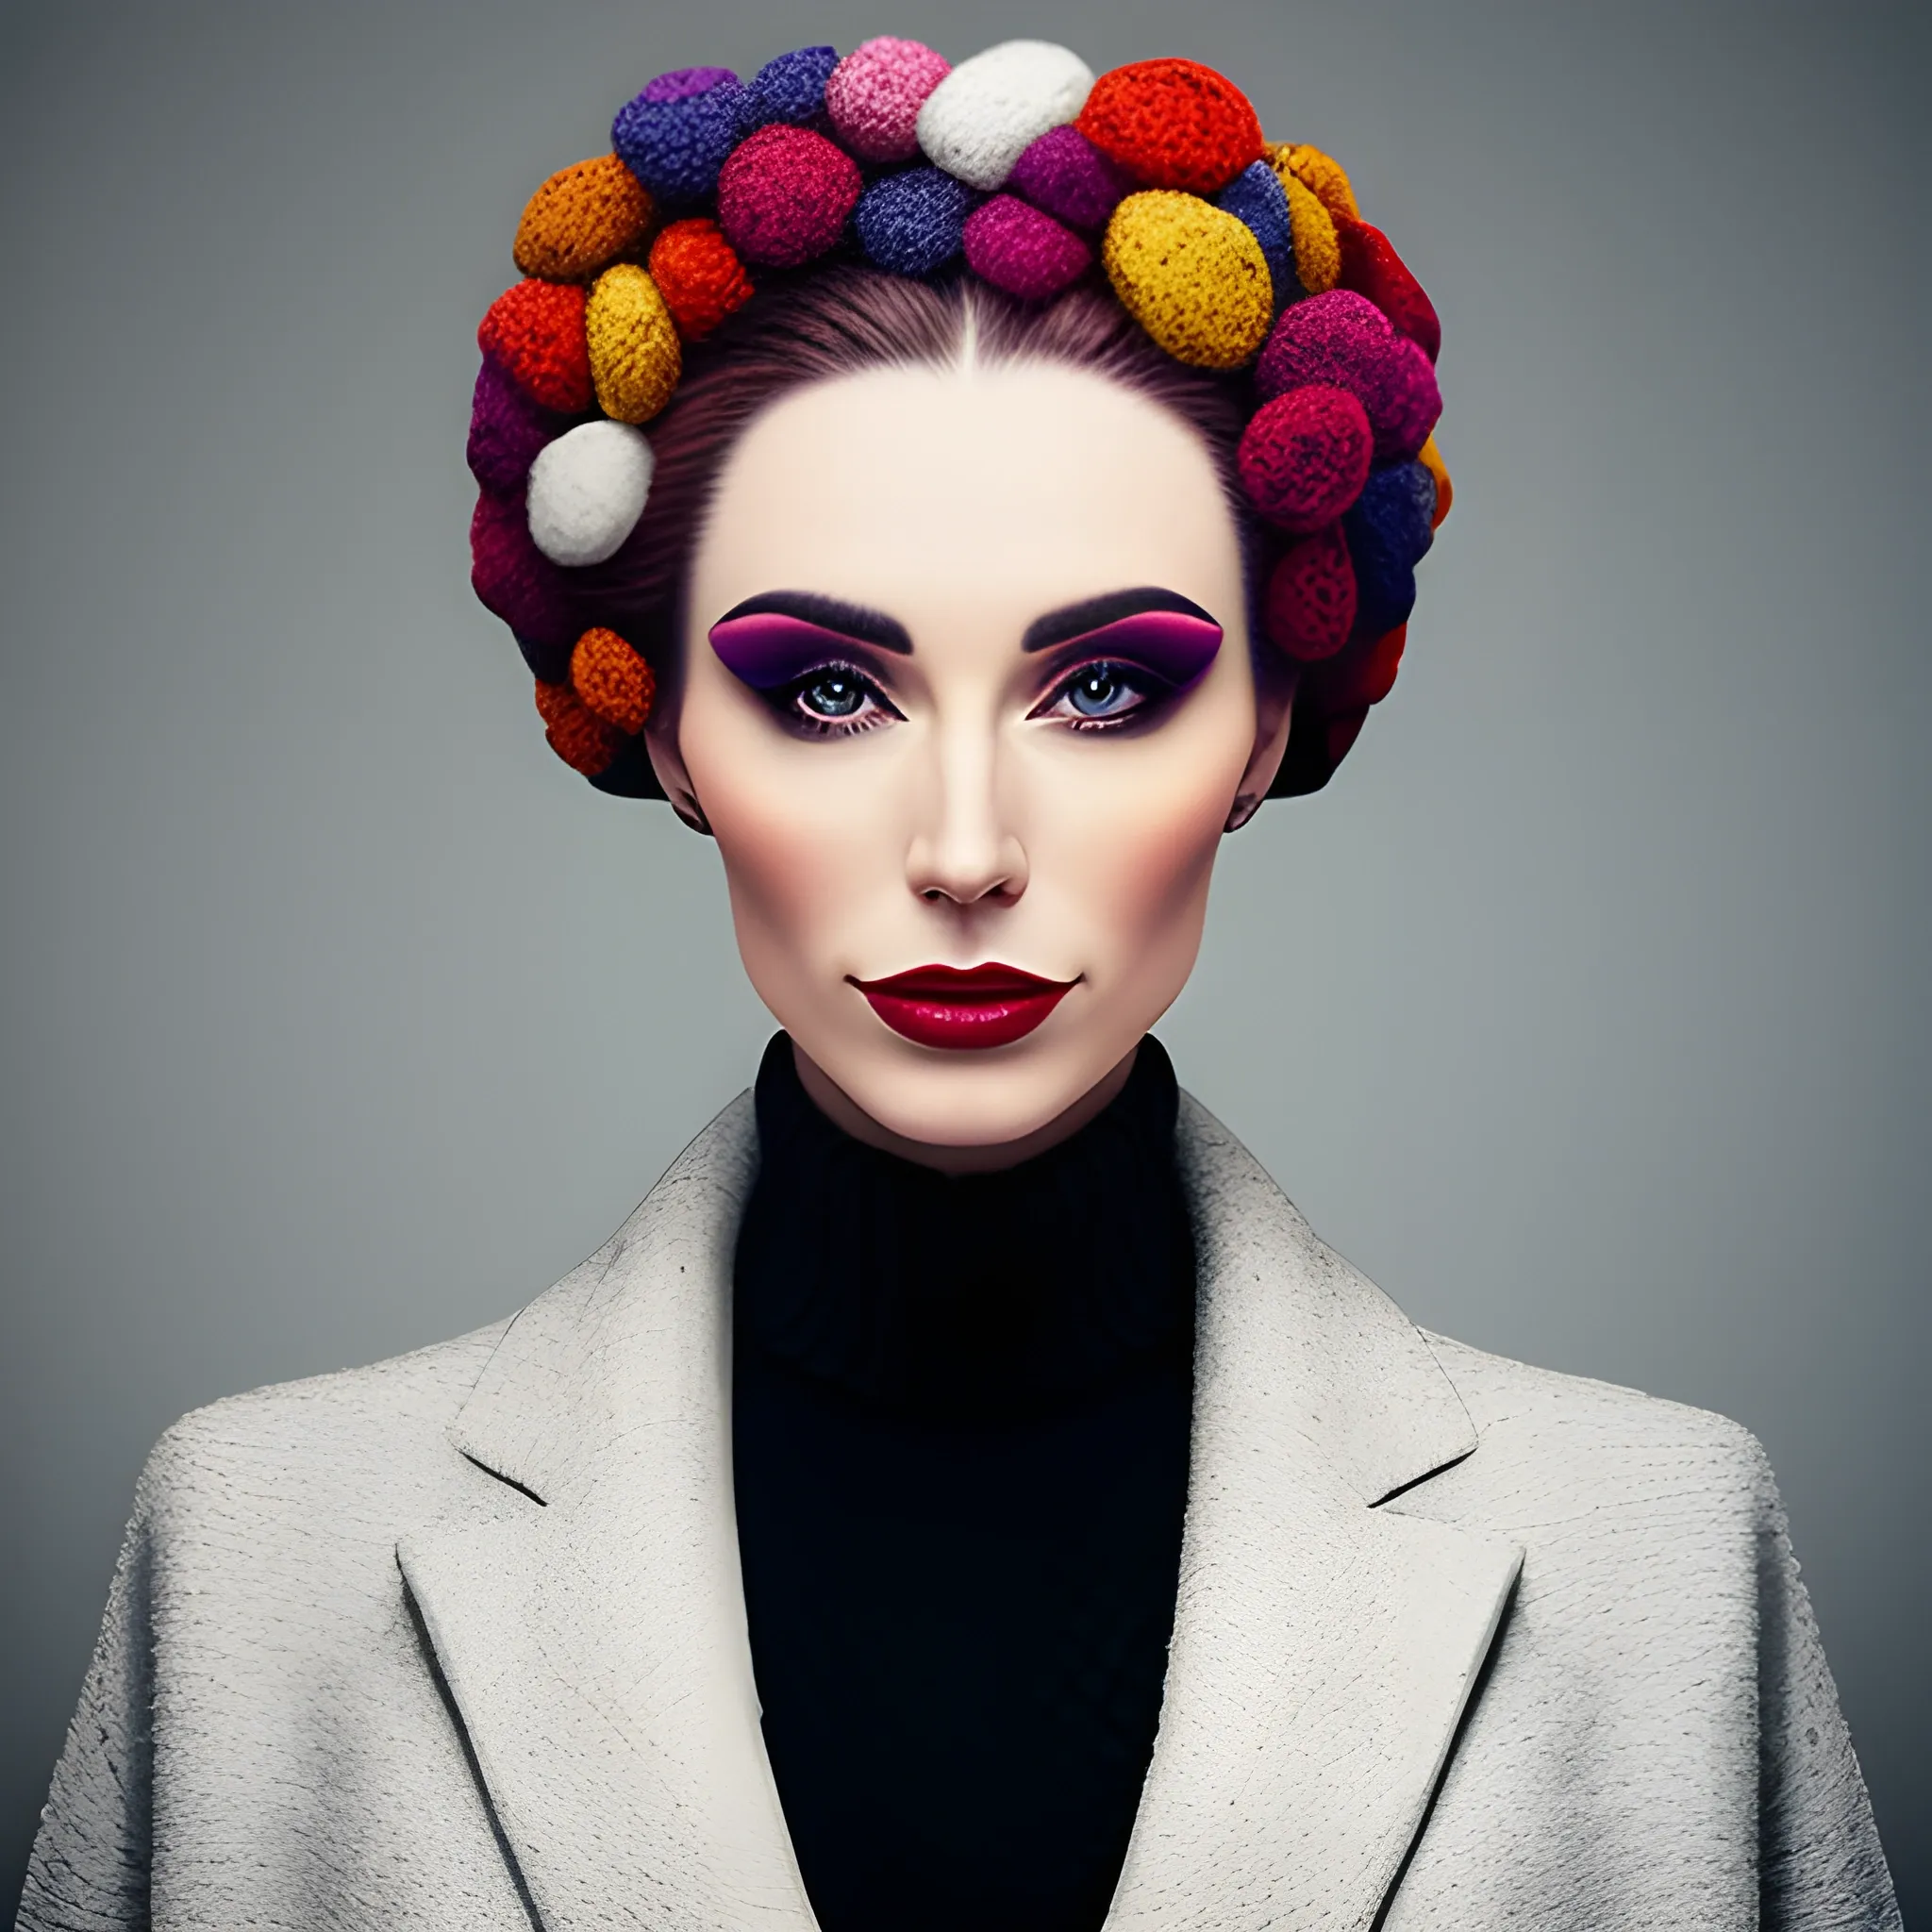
{"left": 1257, "top": 290, "right": 1441, "bottom": 461}
{"left": 648, "top": 219, "right": 754, "bottom": 340}
{"left": 717, "top": 125, "right": 862, "bottom": 268}
{"left": 467, "top": 358, "right": 564, "bottom": 495}
{"left": 571, "top": 626, "right": 657, "bottom": 733}
{"left": 1102, "top": 192, "right": 1273, "bottom": 368}
{"left": 1271, "top": 142, "right": 1358, "bottom": 222}
{"left": 1076, "top": 58, "right": 1264, "bottom": 195}
{"left": 534, "top": 678, "right": 621, "bottom": 774}
{"left": 585, "top": 263, "right": 681, "bottom": 422}
{"left": 1008, "top": 125, "right": 1135, "bottom": 232}
{"left": 916, "top": 40, "right": 1094, "bottom": 192}
{"left": 1265, "top": 524, "right": 1357, "bottom": 660}
{"left": 1238, "top": 386, "right": 1374, "bottom": 531}
{"left": 854, "top": 167, "right": 979, "bottom": 276}
{"left": 741, "top": 46, "right": 840, "bottom": 129}
{"left": 1274, "top": 166, "right": 1341, "bottom": 294}
{"left": 525, "top": 421, "right": 655, "bottom": 567}
{"left": 963, "top": 194, "right": 1091, "bottom": 300}
{"left": 514, "top": 155, "right": 656, "bottom": 283}
{"left": 612, "top": 68, "right": 746, "bottom": 204}
{"left": 1344, "top": 461, "right": 1435, "bottom": 639}
{"left": 1337, "top": 218, "right": 1441, "bottom": 361}
{"left": 477, "top": 280, "right": 591, "bottom": 412}
{"left": 471, "top": 491, "right": 576, "bottom": 651}
{"left": 824, "top": 38, "right": 950, "bottom": 163}
{"left": 1214, "top": 160, "right": 1293, "bottom": 304}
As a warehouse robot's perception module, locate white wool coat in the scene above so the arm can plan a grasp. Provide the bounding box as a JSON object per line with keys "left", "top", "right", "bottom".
{"left": 19, "top": 1093, "right": 1900, "bottom": 1930}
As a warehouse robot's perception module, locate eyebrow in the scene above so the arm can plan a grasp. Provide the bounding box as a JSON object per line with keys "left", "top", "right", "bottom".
{"left": 712, "top": 591, "right": 912, "bottom": 654}
{"left": 1022, "top": 588, "right": 1219, "bottom": 653}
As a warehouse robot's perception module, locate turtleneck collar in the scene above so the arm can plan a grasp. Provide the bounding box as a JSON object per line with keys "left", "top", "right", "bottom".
{"left": 734, "top": 1034, "right": 1196, "bottom": 1420}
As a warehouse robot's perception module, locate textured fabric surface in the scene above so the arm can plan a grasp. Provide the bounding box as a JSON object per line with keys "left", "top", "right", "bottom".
{"left": 465, "top": 358, "right": 563, "bottom": 497}
{"left": 19, "top": 1092, "right": 1898, "bottom": 1931}
{"left": 962, "top": 193, "right": 1091, "bottom": 300}
{"left": 611, "top": 68, "right": 745, "bottom": 204}
{"left": 1239, "top": 384, "right": 1374, "bottom": 531}
{"left": 645, "top": 218, "right": 753, "bottom": 341}
{"left": 1101, "top": 191, "right": 1274, "bottom": 368}
{"left": 475, "top": 280, "right": 591, "bottom": 414}
{"left": 512, "top": 154, "right": 656, "bottom": 284}
{"left": 1257, "top": 290, "right": 1442, "bottom": 463}
{"left": 734, "top": 1037, "right": 1194, "bottom": 1931}
{"left": 568, "top": 627, "right": 654, "bottom": 734}
{"left": 853, "top": 166, "right": 978, "bottom": 277}
{"left": 525, "top": 421, "right": 653, "bottom": 568}
{"left": 1076, "top": 58, "right": 1265, "bottom": 196}
{"left": 1008, "top": 125, "right": 1135, "bottom": 233}
{"left": 824, "top": 38, "right": 950, "bottom": 164}
{"left": 715, "top": 125, "right": 861, "bottom": 269}
{"left": 740, "top": 46, "right": 839, "bottom": 131}
{"left": 914, "top": 40, "right": 1094, "bottom": 192}
{"left": 1266, "top": 522, "right": 1358, "bottom": 659}
{"left": 583, "top": 262, "right": 680, "bottom": 423}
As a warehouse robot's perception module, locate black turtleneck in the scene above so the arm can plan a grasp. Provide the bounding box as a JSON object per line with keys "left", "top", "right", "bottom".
{"left": 732, "top": 1034, "right": 1196, "bottom": 1932}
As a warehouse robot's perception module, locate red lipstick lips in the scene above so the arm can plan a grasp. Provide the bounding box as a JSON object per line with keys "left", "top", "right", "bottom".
{"left": 851, "top": 963, "right": 1076, "bottom": 1050}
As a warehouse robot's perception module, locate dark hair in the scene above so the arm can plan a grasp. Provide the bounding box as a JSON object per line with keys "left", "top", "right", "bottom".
{"left": 565, "top": 266, "right": 1346, "bottom": 801}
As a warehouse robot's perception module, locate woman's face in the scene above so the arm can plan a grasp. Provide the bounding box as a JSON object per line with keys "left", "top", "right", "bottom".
{"left": 651, "top": 359, "right": 1292, "bottom": 1159}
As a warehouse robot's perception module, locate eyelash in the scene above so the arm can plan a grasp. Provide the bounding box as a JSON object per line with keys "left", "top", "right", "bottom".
{"left": 763, "top": 658, "right": 1177, "bottom": 739}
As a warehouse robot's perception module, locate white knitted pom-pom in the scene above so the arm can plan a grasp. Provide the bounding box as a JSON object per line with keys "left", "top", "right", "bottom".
{"left": 916, "top": 41, "right": 1093, "bottom": 192}
{"left": 525, "top": 420, "right": 655, "bottom": 568}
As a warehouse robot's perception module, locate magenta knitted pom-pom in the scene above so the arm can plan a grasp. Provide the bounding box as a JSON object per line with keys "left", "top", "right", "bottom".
{"left": 716, "top": 125, "right": 863, "bottom": 268}
{"left": 1257, "top": 290, "right": 1441, "bottom": 462}
{"left": 1237, "top": 385, "right": 1374, "bottom": 531}
{"left": 962, "top": 194, "right": 1092, "bottom": 301}
{"left": 466, "top": 358, "right": 566, "bottom": 495}
{"left": 470, "top": 491, "right": 577, "bottom": 651}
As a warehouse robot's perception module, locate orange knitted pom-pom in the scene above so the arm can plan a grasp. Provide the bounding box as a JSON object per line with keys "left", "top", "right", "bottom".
{"left": 514, "top": 155, "right": 657, "bottom": 282}
{"left": 570, "top": 627, "right": 657, "bottom": 734}
{"left": 1269, "top": 142, "right": 1358, "bottom": 223}
{"left": 478, "top": 280, "right": 593, "bottom": 412}
{"left": 534, "top": 677, "right": 621, "bottom": 775}
{"left": 648, "top": 218, "right": 755, "bottom": 341}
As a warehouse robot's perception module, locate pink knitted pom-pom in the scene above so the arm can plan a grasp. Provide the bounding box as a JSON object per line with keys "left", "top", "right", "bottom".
{"left": 824, "top": 37, "right": 951, "bottom": 163}
{"left": 716, "top": 125, "right": 863, "bottom": 268}
{"left": 1257, "top": 290, "right": 1441, "bottom": 462}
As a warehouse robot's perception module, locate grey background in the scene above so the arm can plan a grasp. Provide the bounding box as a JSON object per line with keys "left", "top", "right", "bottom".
{"left": 2, "top": 0, "right": 1923, "bottom": 1916}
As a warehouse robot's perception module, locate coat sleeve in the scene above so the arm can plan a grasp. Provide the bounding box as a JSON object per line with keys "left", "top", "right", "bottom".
{"left": 15, "top": 1461, "right": 159, "bottom": 1931}
{"left": 1753, "top": 1444, "right": 1901, "bottom": 1930}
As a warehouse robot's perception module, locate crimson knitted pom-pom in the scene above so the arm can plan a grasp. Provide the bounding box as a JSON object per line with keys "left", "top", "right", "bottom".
{"left": 649, "top": 218, "right": 753, "bottom": 339}
{"left": 476, "top": 280, "right": 592, "bottom": 413}
{"left": 717, "top": 125, "right": 862, "bottom": 268}
{"left": 1237, "top": 386, "right": 1373, "bottom": 532}
{"left": 534, "top": 678, "right": 622, "bottom": 775}
{"left": 1265, "top": 525, "right": 1357, "bottom": 660}
{"left": 1075, "top": 58, "right": 1264, "bottom": 195}
{"left": 471, "top": 491, "right": 578, "bottom": 654}
{"left": 1336, "top": 217, "right": 1441, "bottom": 363}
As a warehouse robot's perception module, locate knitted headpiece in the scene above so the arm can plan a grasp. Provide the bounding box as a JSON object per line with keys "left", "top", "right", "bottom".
{"left": 468, "top": 39, "right": 1452, "bottom": 798}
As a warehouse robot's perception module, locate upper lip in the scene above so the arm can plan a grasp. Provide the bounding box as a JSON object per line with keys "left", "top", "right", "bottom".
{"left": 851, "top": 963, "right": 1076, "bottom": 999}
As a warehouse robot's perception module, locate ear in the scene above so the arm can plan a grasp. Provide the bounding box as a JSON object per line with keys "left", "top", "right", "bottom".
{"left": 1225, "top": 655, "right": 1298, "bottom": 833}
{"left": 643, "top": 706, "right": 713, "bottom": 837}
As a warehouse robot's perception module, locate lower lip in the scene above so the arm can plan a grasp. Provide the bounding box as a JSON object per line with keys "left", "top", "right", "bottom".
{"left": 855, "top": 978, "right": 1074, "bottom": 1051}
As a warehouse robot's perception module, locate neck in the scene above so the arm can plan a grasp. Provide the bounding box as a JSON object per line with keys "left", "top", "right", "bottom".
{"left": 790, "top": 1041, "right": 1141, "bottom": 1175}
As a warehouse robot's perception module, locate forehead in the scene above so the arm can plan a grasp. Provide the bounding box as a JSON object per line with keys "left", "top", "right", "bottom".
{"left": 688, "top": 361, "right": 1243, "bottom": 633}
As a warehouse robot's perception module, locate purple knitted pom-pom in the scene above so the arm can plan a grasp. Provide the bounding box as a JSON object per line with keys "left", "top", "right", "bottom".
{"left": 1008, "top": 125, "right": 1135, "bottom": 233}
{"left": 741, "top": 46, "right": 840, "bottom": 127}
{"left": 963, "top": 195, "right": 1092, "bottom": 301}
{"left": 613, "top": 68, "right": 746, "bottom": 203}
{"left": 466, "top": 358, "right": 565, "bottom": 495}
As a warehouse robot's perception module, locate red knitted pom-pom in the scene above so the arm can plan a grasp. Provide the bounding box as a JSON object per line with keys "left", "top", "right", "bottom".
{"left": 1238, "top": 386, "right": 1374, "bottom": 531}
{"left": 477, "top": 280, "right": 593, "bottom": 412}
{"left": 1075, "top": 58, "right": 1264, "bottom": 194}
{"left": 648, "top": 218, "right": 754, "bottom": 341}
{"left": 571, "top": 627, "right": 657, "bottom": 734}
{"left": 534, "top": 677, "right": 621, "bottom": 775}
{"left": 1265, "top": 525, "right": 1357, "bottom": 661}
{"left": 1336, "top": 219, "right": 1441, "bottom": 364}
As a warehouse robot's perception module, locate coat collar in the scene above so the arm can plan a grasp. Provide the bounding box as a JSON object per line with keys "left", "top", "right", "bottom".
{"left": 399, "top": 1091, "right": 1522, "bottom": 1931}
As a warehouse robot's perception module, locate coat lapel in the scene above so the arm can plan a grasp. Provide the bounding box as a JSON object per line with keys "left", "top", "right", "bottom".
{"left": 400, "top": 1086, "right": 1521, "bottom": 1932}
{"left": 398, "top": 1096, "right": 820, "bottom": 1931}
{"left": 1104, "top": 1100, "right": 1523, "bottom": 1929}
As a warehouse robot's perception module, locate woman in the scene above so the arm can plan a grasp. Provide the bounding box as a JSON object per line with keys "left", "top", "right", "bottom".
{"left": 19, "top": 36, "right": 1898, "bottom": 1932}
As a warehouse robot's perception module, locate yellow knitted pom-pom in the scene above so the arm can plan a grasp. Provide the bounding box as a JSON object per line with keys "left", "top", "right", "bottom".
{"left": 585, "top": 263, "right": 682, "bottom": 425}
{"left": 514, "top": 155, "right": 657, "bottom": 283}
{"left": 1271, "top": 167, "right": 1341, "bottom": 294}
{"left": 1267, "top": 142, "right": 1358, "bottom": 223}
{"left": 1417, "top": 433, "right": 1454, "bottom": 528}
{"left": 1101, "top": 192, "right": 1274, "bottom": 370}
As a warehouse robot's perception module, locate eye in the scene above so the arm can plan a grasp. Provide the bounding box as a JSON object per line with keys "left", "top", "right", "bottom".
{"left": 1036, "top": 660, "right": 1167, "bottom": 730}
{"left": 776, "top": 663, "right": 901, "bottom": 737}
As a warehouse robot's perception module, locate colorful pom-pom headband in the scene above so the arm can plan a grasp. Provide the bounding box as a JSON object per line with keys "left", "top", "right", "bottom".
{"left": 467, "top": 37, "right": 1453, "bottom": 794}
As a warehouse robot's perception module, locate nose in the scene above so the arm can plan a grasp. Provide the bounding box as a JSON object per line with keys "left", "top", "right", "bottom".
{"left": 905, "top": 715, "right": 1028, "bottom": 908}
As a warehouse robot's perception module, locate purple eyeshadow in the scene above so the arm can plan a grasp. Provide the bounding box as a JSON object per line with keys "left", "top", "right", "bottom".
{"left": 1044, "top": 610, "right": 1224, "bottom": 691}
{"left": 708, "top": 612, "right": 880, "bottom": 691}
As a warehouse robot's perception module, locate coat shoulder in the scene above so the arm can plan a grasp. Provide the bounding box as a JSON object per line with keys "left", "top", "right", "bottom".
{"left": 137, "top": 1316, "right": 516, "bottom": 1533}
